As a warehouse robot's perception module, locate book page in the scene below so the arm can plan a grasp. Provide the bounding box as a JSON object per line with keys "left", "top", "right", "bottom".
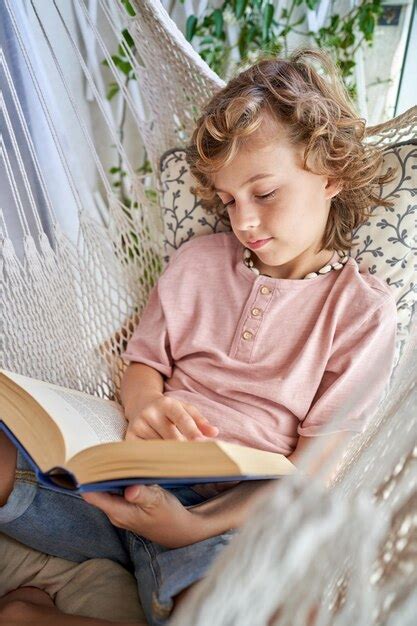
{"left": 2, "top": 370, "right": 127, "bottom": 460}
{"left": 52, "top": 388, "right": 127, "bottom": 443}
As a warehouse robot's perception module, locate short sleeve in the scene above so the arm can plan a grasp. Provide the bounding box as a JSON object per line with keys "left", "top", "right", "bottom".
{"left": 120, "top": 281, "right": 173, "bottom": 379}
{"left": 297, "top": 296, "right": 398, "bottom": 437}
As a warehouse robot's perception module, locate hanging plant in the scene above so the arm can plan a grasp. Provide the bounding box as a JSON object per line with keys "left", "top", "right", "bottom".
{"left": 182, "top": 0, "right": 384, "bottom": 102}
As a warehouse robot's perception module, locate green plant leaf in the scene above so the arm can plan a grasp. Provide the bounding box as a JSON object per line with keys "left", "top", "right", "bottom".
{"left": 122, "top": 28, "right": 135, "bottom": 49}
{"left": 339, "top": 59, "right": 356, "bottom": 74}
{"left": 269, "top": 40, "right": 283, "bottom": 56}
{"left": 305, "top": 0, "right": 320, "bottom": 9}
{"left": 236, "top": 0, "right": 248, "bottom": 20}
{"left": 186, "top": 15, "right": 198, "bottom": 41}
{"left": 280, "top": 25, "right": 292, "bottom": 37}
{"left": 326, "top": 35, "right": 342, "bottom": 47}
{"left": 247, "top": 24, "right": 258, "bottom": 42}
{"left": 212, "top": 9, "right": 224, "bottom": 38}
{"left": 262, "top": 3, "right": 274, "bottom": 41}
{"left": 238, "top": 24, "right": 248, "bottom": 57}
{"left": 120, "top": 0, "right": 136, "bottom": 17}
{"left": 359, "top": 8, "right": 376, "bottom": 41}
{"left": 112, "top": 55, "right": 132, "bottom": 75}
{"left": 340, "top": 31, "right": 355, "bottom": 49}
{"left": 107, "top": 83, "right": 120, "bottom": 100}
{"left": 330, "top": 14, "right": 340, "bottom": 28}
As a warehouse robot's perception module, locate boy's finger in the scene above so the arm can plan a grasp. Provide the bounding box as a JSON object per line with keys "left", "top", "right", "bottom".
{"left": 200, "top": 422, "right": 219, "bottom": 434}
{"left": 167, "top": 405, "right": 210, "bottom": 440}
{"left": 82, "top": 490, "right": 148, "bottom": 528}
{"left": 126, "top": 421, "right": 162, "bottom": 440}
{"left": 183, "top": 404, "right": 219, "bottom": 436}
{"left": 82, "top": 491, "right": 128, "bottom": 517}
{"left": 147, "top": 416, "right": 187, "bottom": 440}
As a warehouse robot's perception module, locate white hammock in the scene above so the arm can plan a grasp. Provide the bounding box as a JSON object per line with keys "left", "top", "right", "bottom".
{"left": 1, "top": 1, "right": 416, "bottom": 624}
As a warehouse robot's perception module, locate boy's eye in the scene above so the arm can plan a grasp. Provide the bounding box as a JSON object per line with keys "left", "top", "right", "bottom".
{"left": 222, "top": 190, "right": 277, "bottom": 208}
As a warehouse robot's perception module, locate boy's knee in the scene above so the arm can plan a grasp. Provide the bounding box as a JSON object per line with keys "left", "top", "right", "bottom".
{"left": 0, "top": 432, "right": 17, "bottom": 507}
{"left": 0, "top": 598, "right": 31, "bottom": 622}
{"left": 0, "top": 588, "right": 55, "bottom": 622}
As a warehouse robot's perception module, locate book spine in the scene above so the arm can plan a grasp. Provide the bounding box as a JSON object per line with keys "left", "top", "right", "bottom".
{"left": 0, "top": 421, "right": 40, "bottom": 475}
{"left": 37, "top": 468, "right": 81, "bottom": 493}
{"left": 0, "top": 421, "right": 80, "bottom": 494}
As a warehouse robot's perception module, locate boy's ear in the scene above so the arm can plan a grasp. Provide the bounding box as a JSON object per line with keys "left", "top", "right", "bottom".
{"left": 324, "top": 177, "right": 343, "bottom": 200}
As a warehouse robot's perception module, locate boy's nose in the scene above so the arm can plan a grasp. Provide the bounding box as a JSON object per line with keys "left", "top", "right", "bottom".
{"left": 232, "top": 205, "right": 262, "bottom": 231}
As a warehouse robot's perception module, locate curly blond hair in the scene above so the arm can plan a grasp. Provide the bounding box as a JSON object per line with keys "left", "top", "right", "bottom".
{"left": 184, "top": 47, "right": 396, "bottom": 253}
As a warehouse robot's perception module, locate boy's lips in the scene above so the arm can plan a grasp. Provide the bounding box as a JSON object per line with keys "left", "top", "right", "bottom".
{"left": 247, "top": 236, "right": 271, "bottom": 243}
{"left": 246, "top": 237, "right": 273, "bottom": 249}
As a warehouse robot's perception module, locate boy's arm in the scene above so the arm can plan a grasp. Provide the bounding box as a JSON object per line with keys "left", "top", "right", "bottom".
{"left": 190, "top": 432, "right": 355, "bottom": 537}
{"left": 120, "top": 362, "right": 165, "bottom": 419}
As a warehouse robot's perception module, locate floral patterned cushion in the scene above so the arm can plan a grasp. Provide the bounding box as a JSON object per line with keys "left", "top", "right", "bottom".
{"left": 160, "top": 148, "right": 231, "bottom": 262}
{"left": 350, "top": 141, "right": 416, "bottom": 368}
{"left": 159, "top": 141, "right": 417, "bottom": 368}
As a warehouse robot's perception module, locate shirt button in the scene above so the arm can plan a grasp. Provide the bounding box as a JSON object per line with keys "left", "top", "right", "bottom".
{"left": 251, "top": 307, "right": 262, "bottom": 317}
{"left": 242, "top": 330, "right": 254, "bottom": 341}
{"left": 260, "top": 286, "right": 271, "bottom": 295}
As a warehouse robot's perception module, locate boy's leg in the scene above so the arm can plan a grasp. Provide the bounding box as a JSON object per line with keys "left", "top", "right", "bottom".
{"left": 0, "top": 585, "right": 189, "bottom": 626}
{"left": 128, "top": 485, "right": 239, "bottom": 626}
{"left": 0, "top": 432, "right": 17, "bottom": 507}
{"left": 0, "top": 438, "right": 131, "bottom": 568}
{"left": 0, "top": 589, "right": 318, "bottom": 626}
{"left": 0, "top": 586, "right": 55, "bottom": 608}
{"left": 0, "top": 532, "right": 145, "bottom": 623}
{"left": 0, "top": 590, "right": 147, "bottom": 626}
{"left": 130, "top": 528, "right": 237, "bottom": 626}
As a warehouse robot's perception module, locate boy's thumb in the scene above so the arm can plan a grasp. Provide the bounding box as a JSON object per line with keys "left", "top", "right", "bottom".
{"left": 124, "top": 484, "right": 162, "bottom": 508}
{"left": 125, "top": 485, "right": 142, "bottom": 500}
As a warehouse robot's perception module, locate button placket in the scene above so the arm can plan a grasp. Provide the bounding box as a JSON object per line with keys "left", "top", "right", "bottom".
{"left": 236, "top": 282, "right": 273, "bottom": 360}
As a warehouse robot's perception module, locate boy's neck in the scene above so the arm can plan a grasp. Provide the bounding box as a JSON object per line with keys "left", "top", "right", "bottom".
{"left": 252, "top": 248, "right": 336, "bottom": 280}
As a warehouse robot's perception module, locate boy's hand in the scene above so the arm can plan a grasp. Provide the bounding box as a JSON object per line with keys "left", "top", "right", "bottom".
{"left": 125, "top": 395, "right": 219, "bottom": 441}
{"left": 82, "top": 483, "right": 213, "bottom": 548}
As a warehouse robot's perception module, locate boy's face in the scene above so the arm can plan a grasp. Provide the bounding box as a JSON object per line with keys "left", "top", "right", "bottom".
{"left": 211, "top": 112, "right": 341, "bottom": 279}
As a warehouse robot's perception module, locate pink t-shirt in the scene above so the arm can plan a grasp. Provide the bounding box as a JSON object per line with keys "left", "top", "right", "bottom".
{"left": 121, "top": 231, "right": 397, "bottom": 456}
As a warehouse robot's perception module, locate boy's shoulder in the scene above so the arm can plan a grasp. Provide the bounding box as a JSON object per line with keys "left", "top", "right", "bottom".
{"left": 345, "top": 256, "right": 397, "bottom": 317}
{"left": 166, "top": 231, "right": 235, "bottom": 264}
{"left": 158, "top": 232, "right": 236, "bottom": 294}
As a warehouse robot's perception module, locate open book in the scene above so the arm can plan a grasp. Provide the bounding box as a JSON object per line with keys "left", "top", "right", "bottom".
{"left": 0, "top": 369, "right": 296, "bottom": 493}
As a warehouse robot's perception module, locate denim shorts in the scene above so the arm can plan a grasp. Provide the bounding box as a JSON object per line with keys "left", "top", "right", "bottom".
{"left": 0, "top": 449, "right": 239, "bottom": 625}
